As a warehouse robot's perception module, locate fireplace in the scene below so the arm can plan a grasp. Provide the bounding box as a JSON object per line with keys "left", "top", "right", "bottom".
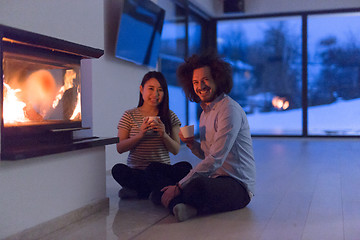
{"left": 0, "top": 25, "right": 116, "bottom": 160}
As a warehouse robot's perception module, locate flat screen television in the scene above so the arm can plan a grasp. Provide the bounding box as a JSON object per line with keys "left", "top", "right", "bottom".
{"left": 115, "top": 0, "right": 165, "bottom": 68}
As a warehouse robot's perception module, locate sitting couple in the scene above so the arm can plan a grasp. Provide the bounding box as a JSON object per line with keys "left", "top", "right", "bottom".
{"left": 112, "top": 52, "right": 256, "bottom": 222}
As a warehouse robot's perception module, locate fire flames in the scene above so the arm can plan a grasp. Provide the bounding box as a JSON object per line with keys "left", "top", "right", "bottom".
{"left": 52, "top": 70, "right": 76, "bottom": 109}
{"left": 3, "top": 69, "right": 81, "bottom": 125}
{"left": 272, "top": 96, "right": 289, "bottom": 110}
{"left": 70, "top": 92, "right": 81, "bottom": 120}
{"left": 3, "top": 83, "right": 27, "bottom": 124}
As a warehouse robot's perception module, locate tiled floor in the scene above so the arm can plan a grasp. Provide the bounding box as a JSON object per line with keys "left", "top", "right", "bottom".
{"left": 39, "top": 138, "right": 360, "bottom": 240}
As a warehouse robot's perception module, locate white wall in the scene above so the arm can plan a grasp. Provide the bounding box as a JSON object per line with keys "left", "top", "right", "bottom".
{"left": 190, "top": 0, "right": 223, "bottom": 16}
{"left": 0, "top": 147, "right": 106, "bottom": 239}
{"left": 244, "top": 0, "right": 360, "bottom": 15}
{"left": 190, "top": 0, "right": 360, "bottom": 17}
{"left": 0, "top": 0, "right": 104, "bottom": 49}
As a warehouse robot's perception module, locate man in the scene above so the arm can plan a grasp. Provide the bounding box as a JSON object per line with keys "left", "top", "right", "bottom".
{"left": 160, "top": 52, "right": 256, "bottom": 222}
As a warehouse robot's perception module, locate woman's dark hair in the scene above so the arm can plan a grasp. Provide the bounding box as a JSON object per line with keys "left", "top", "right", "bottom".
{"left": 176, "top": 52, "right": 233, "bottom": 103}
{"left": 137, "top": 71, "right": 172, "bottom": 134}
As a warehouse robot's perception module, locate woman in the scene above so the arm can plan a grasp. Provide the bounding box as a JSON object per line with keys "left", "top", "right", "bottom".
{"left": 112, "top": 71, "right": 192, "bottom": 199}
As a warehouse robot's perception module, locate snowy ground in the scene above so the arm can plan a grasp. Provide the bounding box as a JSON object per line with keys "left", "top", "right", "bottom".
{"left": 247, "top": 98, "right": 360, "bottom": 135}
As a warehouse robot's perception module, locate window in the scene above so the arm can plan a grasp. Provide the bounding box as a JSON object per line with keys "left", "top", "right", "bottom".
{"left": 157, "top": 1, "right": 187, "bottom": 127}
{"left": 217, "top": 9, "right": 360, "bottom": 137}
{"left": 307, "top": 12, "right": 360, "bottom": 136}
{"left": 187, "top": 12, "right": 208, "bottom": 133}
{"left": 217, "top": 17, "right": 303, "bottom": 135}
{"left": 158, "top": 1, "right": 210, "bottom": 134}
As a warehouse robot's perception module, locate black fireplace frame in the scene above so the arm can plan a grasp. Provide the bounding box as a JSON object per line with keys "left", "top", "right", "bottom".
{"left": 0, "top": 25, "right": 118, "bottom": 160}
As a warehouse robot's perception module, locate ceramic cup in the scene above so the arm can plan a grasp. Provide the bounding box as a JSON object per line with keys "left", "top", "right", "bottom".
{"left": 180, "top": 125, "right": 194, "bottom": 138}
{"left": 147, "top": 116, "right": 160, "bottom": 123}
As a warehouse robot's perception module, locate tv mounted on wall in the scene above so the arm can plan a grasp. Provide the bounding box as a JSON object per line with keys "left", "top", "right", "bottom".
{"left": 115, "top": 0, "right": 165, "bottom": 69}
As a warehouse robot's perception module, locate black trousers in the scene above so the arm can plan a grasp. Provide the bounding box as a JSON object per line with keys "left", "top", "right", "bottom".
{"left": 112, "top": 161, "right": 192, "bottom": 199}
{"left": 112, "top": 163, "right": 150, "bottom": 198}
{"left": 169, "top": 174, "right": 251, "bottom": 215}
{"left": 145, "top": 161, "right": 192, "bottom": 204}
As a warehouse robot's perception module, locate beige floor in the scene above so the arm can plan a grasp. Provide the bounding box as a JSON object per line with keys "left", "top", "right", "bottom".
{"left": 39, "top": 138, "right": 360, "bottom": 240}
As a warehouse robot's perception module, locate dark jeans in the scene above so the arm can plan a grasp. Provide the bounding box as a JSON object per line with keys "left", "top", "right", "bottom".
{"left": 111, "top": 163, "right": 150, "bottom": 198}
{"left": 112, "top": 161, "right": 192, "bottom": 199}
{"left": 145, "top": 161, "right": 193, "bottom": 204}
{"left": 169, "top": 174, "right": 251, "bottom": 215}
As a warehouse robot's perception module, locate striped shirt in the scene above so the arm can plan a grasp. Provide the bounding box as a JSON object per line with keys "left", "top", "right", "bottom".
{"left": 118, "top": 108, "right": 181, "bottom": 170}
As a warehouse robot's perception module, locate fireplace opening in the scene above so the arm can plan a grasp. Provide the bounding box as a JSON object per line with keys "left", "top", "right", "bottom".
{"left": 3, "top": 47, "right": 82, "bottom": 127}
{"left": 1, "top": 24, "right": 105, "bottom": 160}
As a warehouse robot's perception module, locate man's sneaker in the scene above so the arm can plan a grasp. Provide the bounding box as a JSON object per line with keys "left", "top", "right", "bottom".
{"left": 118, "top": 188, "right": 138, "bottom": 199}
{"left": 173, "top": 203, "right": 198, "bottom": 222}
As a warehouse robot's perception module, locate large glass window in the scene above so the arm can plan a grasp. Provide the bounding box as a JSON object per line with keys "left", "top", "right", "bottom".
{"left": 157, "top": 1, "right": 187, "bottom": 126}
{"left": 158, "top": 1, "right": 208, "bottom": 134}
{"left": 307, "top": 12, "right": 360, "bottom": 136}
{"left": 187, "top": 13, "right": 207, "bottom": 133}
{"left": 217, "top": 17, "right": 302, "bottom": 135}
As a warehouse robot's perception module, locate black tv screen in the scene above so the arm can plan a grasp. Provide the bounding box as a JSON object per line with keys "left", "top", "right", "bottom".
{"left": 115, "top": 0, "right": 165, "bottom": 68}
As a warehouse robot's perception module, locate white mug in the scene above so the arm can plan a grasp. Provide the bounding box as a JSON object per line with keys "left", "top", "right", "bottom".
{"left": 147, "top": 116, "right": 160, "bottom": 122}
{"left": 180, "top": 125, "right": 194, "bottom": 138}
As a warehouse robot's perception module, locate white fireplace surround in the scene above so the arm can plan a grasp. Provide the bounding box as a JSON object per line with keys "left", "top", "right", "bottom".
{"left": 0, "top": 1, "right": 111, "bottom": 239}
{"left": 0, "top": 147, "right": 108, "bottom": 239}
